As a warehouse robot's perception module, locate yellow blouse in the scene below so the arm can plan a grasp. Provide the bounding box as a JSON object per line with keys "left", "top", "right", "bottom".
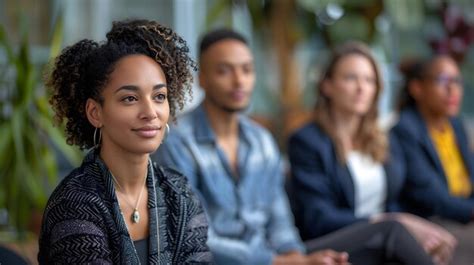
{"left": 429, "top": 123, "right": 472, "bottom": 197}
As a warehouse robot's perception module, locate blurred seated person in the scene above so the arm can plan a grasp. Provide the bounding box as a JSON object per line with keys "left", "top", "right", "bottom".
{"left": 288, "top": 42, "right": 456, "bottom": 265}
{"left": 153, "top": 29, "right": 435, "bottom": 265}
{"left": 391, "top": 54, "right": 474, "bottom": 264}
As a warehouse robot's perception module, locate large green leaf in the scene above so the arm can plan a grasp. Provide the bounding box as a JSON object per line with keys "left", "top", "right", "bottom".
{"left": 11, "top": 111, "right": 26, "bottom": 166}
{"left": 15, "top": 36, "right": 36, "bottom": 108}
{"left": 0, "top": 124, "right": 11, "bottom": 158}
{"left": 0, "top": 125, "right": 11, "bottom": 207}
{"left": 0, "top": 26, "right": 15, "bottom": 62}
{"left": 49, "top": 15, "right": 64, "bottom": 59}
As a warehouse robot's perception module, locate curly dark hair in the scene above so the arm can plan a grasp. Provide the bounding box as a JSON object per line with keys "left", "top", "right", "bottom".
{"left": 47, "top": 19, "right": 196, "bottom": 150}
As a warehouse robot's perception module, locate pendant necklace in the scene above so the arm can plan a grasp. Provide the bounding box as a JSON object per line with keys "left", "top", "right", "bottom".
{"left": 111, "top": 171, "right": 147, "bottom": 224}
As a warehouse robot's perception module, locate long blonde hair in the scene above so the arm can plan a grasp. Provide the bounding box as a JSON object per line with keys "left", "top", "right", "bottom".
{"left": 314, "top": 41, "right": 387, "bottom": 163}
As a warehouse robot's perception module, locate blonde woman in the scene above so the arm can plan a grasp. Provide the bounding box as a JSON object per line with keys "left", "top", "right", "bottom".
{"left": 288, "top": 42, "right": 456, "bottom": 265}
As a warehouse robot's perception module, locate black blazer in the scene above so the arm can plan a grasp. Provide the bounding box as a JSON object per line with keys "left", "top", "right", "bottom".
{"left": 391, "top": 107, "right": 474, "bottom": 223}
{"left": 287, "top": 122, "right": 405, "bottom": 240}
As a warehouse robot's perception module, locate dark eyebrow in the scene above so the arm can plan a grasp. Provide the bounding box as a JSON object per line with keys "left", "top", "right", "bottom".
{"left": 217, "top": 60, "right": 254, "bottom": 68}
{"left": 153, "top": 84, "right": 167, "bottom": 90}
{"left": 114, "top": 83, "right": 167, "bottom": 94}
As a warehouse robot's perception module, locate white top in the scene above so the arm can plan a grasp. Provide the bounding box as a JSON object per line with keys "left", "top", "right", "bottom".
{"left": 346, "top": 151, "right": 387, "bottom": 218}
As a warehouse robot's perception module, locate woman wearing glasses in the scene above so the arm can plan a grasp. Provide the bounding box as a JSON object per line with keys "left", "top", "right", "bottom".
{"left": 392, "top": 54, "right": 474, "bottom": 264}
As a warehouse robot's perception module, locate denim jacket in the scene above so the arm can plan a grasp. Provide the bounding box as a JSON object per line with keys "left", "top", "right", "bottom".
{"left": 152, "top": 104, "right": 305, "bottom": 265}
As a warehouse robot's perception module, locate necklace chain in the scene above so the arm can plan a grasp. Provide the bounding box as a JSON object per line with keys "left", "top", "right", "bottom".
{"left": 111, "top": 171, "right": 147, "bottom": 224}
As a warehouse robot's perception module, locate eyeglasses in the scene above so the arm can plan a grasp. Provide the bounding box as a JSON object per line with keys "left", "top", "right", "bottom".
{"left": 425, "top": 74, "right": 463, "bottom": 87}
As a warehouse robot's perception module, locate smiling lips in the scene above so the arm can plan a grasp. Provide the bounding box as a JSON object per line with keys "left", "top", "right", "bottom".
{"left": 447, "top": 98, "right": 460, "bottom": 106}
{"left": 132, "top": 125, "right": 161, "bottom": 138}
{"left": 230, "top": 90, "right": 247, "bottom": 101}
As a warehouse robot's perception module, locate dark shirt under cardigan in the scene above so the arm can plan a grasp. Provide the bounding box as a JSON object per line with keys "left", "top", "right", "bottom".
{"left": 38, "top": 149, "right": 213, "bottom": 264}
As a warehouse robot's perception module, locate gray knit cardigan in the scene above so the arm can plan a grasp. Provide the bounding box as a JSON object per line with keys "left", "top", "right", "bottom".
{"left": 38, "top": 150, "right": 213, "bottom": 264}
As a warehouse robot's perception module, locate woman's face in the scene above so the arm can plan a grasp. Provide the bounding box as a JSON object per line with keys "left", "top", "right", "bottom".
{"left": 323, "top": 54, "right": 378, "bottom": 117}
{"left": 92, "top": 54, "right": 169, "bottom": 155}
{"left": 413, "top": 56, "right": 463, "bottom": 117}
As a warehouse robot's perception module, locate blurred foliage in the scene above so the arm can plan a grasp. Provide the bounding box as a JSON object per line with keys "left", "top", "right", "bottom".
{"left": 0, "top": 17, "right": 81, "bottom": 240}
{"left": 207, "top": 0, "right": 385, "bottom": 48}
{"left": 204, "top": 0, "right": 474, "bottom": 85}
{"left": 204, "top": 0, "right": 384, "bottom": 119}
{"left": 205, "top": 0, "right": 234, "bottom": 28}
{"left": 385, "top": 0, "right": 425, "bottom": 30}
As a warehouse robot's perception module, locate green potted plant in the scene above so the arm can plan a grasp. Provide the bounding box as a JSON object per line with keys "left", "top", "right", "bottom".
{"left": 0, "top": 18, "right": 82, "bottom": 241}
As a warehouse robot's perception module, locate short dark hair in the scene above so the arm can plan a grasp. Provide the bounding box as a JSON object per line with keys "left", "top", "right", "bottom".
{"left": 198, "top": 28, "right": 248, "bottom": 59}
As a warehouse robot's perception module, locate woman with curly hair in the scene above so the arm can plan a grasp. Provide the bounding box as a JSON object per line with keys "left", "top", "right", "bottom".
{"left": 38, "top": 19, "right": 212, "bottom": 264}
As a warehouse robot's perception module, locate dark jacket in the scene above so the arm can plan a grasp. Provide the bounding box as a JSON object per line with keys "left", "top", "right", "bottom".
{"left": 287, "top": 122, "right": 405, "bottom": 240}
{"left": 38, "top": 150, "right": 213, "bottom": 264}
{"left": 391, "top": 107, "right": 474, "bottom": 223}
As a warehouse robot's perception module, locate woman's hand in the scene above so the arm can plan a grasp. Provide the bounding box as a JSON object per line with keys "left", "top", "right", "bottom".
{"left": 371, "top": 212, "right": 457, "bottom": 265}
{"left": 273, "top": 250, "right": 349, "bottom": 265}
{"left": 307, "top": 249, "right": 350, "bottom": 265}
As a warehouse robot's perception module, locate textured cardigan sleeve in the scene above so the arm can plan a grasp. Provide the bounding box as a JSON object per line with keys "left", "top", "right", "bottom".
{"left": 177, "top": 174, "right": 214, "bottom": 264}
{"left": 38, "top": 187, "right": 113, "bottom": 264}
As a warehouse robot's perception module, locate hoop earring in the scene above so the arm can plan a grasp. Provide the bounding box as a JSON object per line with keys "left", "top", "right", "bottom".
{"left": 162, "top": 123, "right": 170, "bottom": 142}
{"left": 93, "top": 127, "right": 102, "bottom": 147}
